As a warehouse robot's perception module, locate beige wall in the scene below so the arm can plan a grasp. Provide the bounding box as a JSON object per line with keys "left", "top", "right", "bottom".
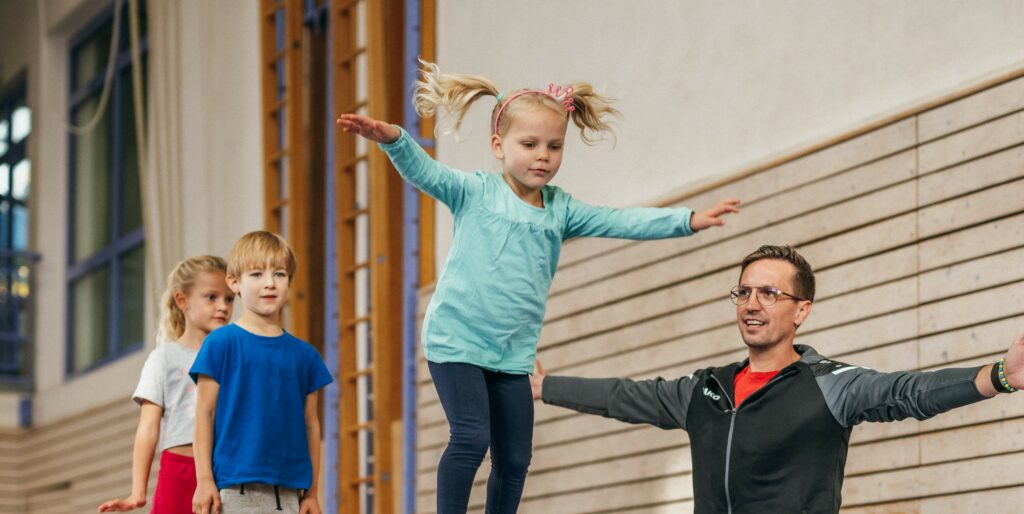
{"left": 432, "top": 0, "right": 1024, "bottom": 261}
{"left": 415, "top": 69, "right": 1024, "bottom": 512}
{"left": 0, "top": 0, "right": 262, "bottom": 511}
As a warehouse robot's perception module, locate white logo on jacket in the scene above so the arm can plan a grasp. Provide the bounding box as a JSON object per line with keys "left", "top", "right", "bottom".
{"left": 703, "top": 387, "right": 721, "bottom": 401}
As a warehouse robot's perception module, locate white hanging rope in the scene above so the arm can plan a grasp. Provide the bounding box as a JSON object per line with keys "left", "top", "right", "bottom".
{"left": 127, "top": 0, "right": 146, "bottom": 169}
{"left": 38, "top": 0, "right": 124, "bottom": 135}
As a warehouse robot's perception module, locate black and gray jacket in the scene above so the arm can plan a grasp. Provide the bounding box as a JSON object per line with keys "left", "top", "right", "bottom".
{"left": 542, "top": 345, "right": 987, "bottom": 514}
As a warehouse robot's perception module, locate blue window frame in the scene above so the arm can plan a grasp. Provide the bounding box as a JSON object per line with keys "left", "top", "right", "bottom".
{"left": 0, "top": 74, "right": 39, "bottom": 389}
{"left": 66, "top": 1, "right": 148, "bottom": 375}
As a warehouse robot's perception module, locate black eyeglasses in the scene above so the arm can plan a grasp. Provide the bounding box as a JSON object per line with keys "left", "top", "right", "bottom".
{"left": 730, "top": 285, "right": 806, "bottom": 307}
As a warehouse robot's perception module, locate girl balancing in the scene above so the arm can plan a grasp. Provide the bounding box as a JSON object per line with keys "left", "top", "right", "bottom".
{"left": 337, "top": 61, "right": 740, "bottom": 514}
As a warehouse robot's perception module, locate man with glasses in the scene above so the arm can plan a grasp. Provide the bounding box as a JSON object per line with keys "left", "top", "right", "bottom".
{"left": 531, "top": 244, "right": 1024, "bottom": 514}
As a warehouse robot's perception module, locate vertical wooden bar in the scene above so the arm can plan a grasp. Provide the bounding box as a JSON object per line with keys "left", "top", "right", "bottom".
{"left": 284, "top": 0, "right": 310, "bottom": 339}
{"left": 366, "top": 0, "right": 396, "bottom": 509}
{"left": 260, "top": 0, "right": 283, "bottom": 233}
{"left": 417, "top": 0, "right": 436, "bottom": 287}
{"left": 331, "top": 1, "right": 361, "bottom": 512}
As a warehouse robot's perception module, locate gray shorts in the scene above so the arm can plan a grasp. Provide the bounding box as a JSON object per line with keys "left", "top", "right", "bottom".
{"left": 219, "top": 483, "right": 302, "bottom": 513}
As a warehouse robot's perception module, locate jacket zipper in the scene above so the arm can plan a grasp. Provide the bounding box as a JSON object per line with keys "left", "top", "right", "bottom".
{"left": 710, "top": 374, "right": 737, "bottom": 514}
{"left": 710, "top": 366, "right": 799, "bottom": 514}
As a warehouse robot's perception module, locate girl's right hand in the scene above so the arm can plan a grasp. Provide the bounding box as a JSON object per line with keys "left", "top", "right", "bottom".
{"left": 336, "top": 114, "right": 401, "bottom": 144}
{"left": 97, "top": 495, "right": 146, "bottom": 512}
{"left": 192, "top": 479, "right": 221, "bottom": 514}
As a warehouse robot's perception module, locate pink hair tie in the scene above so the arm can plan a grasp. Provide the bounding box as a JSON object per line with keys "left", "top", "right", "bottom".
{"left": 492, "top": 83, "right": 576, "bottom": 135}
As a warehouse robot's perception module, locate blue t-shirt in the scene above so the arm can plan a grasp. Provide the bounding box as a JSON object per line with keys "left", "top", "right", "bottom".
{"left": 189, "top": 323, "right": 333, "bottom": 489}
{"left": 379, "top": 127, "right": 695, "bottom": 374}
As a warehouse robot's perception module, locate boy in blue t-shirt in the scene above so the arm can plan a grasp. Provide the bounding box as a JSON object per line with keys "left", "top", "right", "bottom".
{"left": 190, "top": 231, "right": 333, "bottom": 514}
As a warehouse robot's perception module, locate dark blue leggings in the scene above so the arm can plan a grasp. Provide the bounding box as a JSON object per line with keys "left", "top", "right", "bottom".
{"left": 428, "top": 361, "right": 534, "bottom": 514}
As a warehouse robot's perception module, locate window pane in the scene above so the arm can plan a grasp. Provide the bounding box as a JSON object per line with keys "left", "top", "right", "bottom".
{"left": 74, "top": 21, "right": 114, "bottom": 90}
{"left": 0, "top": 164, "right": 8, "bottom": 196}
{"left": 118, "top": 244, "right": 145, "bottom": 351}
{"left": 0, "top": 202, "right": 8, "bottom": 249}
{"left": 12, "top": 159, "right": 29, "bottom": 201}
{"left": 0, "top": 120, "right": 7, "bottom": 156}
{"left": 119, "top": 70, "right": 142, "bottom": 234}
{"left": 11, "top": 105, "right": 30, "bottom": 143}
{"left": 12, "top": 205, "right": 26, "bottom": 251}
{"left": 74, "top": 96, "right": 113, "bottom": 261}
{"left": 72, "top": 266, "right": 110, "bottom": 372}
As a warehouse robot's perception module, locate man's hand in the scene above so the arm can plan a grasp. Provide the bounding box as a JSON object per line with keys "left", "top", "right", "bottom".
{"left": 1002, "top": 333, "right": 1024, "bottom": 389}
{"left": 191, "top": 479, "right": 220, "bottom": 514}
{"left": 531, "top": 360, "right": 545, "bottom": 401}
{"left": 336, "top": 114, "right": 401, "bottom": 144}
{"left": 690, "top": 198, "right": 741, "bottom": 232}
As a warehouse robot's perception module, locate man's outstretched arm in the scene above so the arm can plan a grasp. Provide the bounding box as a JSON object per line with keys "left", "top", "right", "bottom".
{"left": 819, "top": 334, "right": 1024, "bottom": 427}
{"left": 531, "top": 360, "right": 699, "bottom": 431}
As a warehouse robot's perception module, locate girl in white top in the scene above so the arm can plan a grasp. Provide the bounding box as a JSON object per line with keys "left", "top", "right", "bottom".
{"left": 98, "top": 256, "right": 234, "bottom": 513}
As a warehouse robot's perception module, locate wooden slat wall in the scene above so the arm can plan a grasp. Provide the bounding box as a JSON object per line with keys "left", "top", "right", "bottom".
{"left": 0, "top": 401, "right": 151, "bottom": 514}
{"left": 415, "top": 73, "right": 1024, "bottom": 513}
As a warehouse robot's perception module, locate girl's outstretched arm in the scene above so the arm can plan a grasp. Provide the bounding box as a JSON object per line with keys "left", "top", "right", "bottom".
{"left": 563, "top": 197, "right": 741, "bottom": 241}
{"left": 336, "top": 114, "right": 400, "bottom": 144}
{"left": 97, "top": 402, "right": 162, "bottom": 512}
{"left": 338, "top": 115, "right": 477, "bottom": 213}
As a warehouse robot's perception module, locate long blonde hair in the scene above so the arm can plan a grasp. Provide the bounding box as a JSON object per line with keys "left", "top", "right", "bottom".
{"left": 157, "top": 255, "right": 228, "bottom": 343}
{"left": 413, "top": 60, "right": 620, "bottom": 145}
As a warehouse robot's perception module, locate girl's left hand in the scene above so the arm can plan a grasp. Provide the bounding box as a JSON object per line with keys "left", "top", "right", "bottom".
{"left": 97, "top": 495, "right": 146, "bottom": 512}
{"left": 690, "top": 198, "right": 741, "bottom": 232}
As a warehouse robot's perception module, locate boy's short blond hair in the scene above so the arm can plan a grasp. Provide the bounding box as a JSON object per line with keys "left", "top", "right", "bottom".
{"left": 227, "top": 231, "right": 298, "bottom": 279}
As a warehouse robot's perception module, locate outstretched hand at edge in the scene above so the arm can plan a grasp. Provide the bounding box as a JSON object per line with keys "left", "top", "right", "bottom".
{"left": 531, "top": 360, "right": 545, "bottom": 401}
{"left": 690, "top": 198, "right": 742, "bottom": 232}
{"left": 336, "top": 114, "right": 401, "bottom": 144}
{"left": 1002, "top": 333, "right": 1024, "bottom": 390}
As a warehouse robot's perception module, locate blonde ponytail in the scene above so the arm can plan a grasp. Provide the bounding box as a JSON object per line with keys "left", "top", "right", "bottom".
{"left": 566, "top": 83, "right": 620, "bottom": 145}
{"left": 413, "top": 60, "right": 500, "bottom": 136}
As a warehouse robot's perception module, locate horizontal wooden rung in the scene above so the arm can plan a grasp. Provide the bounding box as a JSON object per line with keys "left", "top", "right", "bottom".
{"left": 336, "top": 47, "right": 367, "bottom": 68}
{"left": 267, "top": 149, "right": 286, "bottom": 163}
{"left": 262, "top": 3, "right": 284, "bottom": 19}
{"left": 264, "top": 51, "right": 285, "bottom": 66}
{"left": 266, "top": 198, "right": 288, "bottom": 210}
{"left": 265, "top": 99, "right": 286, "bottom": 114}
{"left": 349, "top": 476, "right": 373, "bottom": 486}
{"left": 341, "top": 208, "right": 369, "bottom": 222}
{"left": 345, "top": 422, "right": 372, "bottom": 434}
{"left": 340, "top": 99, "right": 368, "bottom": 114}
{"left": 335, "top": 0, "right": 361, "bottom": 15}
{"left": 342, "top": 367, "right": 373, "bottom": 382}
{"left": 338, "top": 154, "right": 368, "bottom": 171}
{"left": 342, "top": 315, "right": 370, "bottom": 328}
{"left": 342, "top": 261, "right": 370, "bottom": 274}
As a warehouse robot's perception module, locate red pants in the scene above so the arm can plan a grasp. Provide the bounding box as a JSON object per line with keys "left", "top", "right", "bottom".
{"left": 151, "top": 451, "right": 196, "bottom": 514}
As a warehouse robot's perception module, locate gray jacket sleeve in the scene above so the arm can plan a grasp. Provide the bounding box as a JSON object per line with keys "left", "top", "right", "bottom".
{"left": 815, "top": 363, "right": 987, "bottom": 427}
{"left": 542, "top": 374, "right": 699, "bottom": 431}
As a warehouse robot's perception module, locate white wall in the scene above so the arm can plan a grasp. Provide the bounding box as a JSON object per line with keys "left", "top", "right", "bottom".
{"left": 0, "top": 0, "right": 263, "bottom": 428}
{"left": 432, "top": 0, "right": 1024, "bottom": 260}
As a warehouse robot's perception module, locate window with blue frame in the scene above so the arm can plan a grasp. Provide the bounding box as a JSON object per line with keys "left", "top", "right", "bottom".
{"left": 67, "top": 2, "right": 148, "bottom": 374}
{"left": 0, "top": 75, "right": 38, "bottom": 387}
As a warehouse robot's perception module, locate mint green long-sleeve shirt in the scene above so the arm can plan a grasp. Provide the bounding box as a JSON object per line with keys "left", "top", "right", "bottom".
{"left": 380, "top": 128, "right": 694, "bottom": 374}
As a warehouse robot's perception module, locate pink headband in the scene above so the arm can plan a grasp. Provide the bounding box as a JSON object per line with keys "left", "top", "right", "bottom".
{"left": 492, "top": 83, "right": 576, "bottom": 135}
